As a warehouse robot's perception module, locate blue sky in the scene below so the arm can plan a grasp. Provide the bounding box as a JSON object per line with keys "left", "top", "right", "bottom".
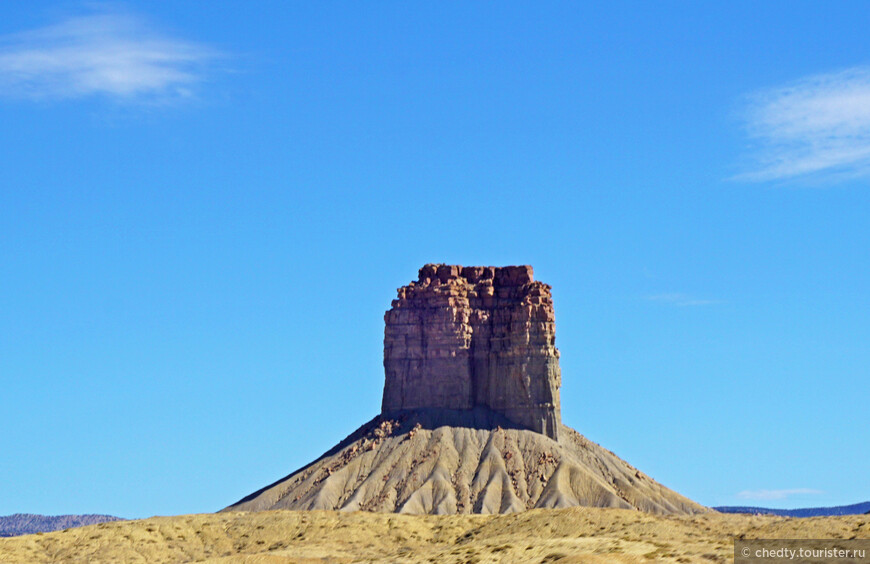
{"left": 0, "top": 1, "right": 867, "bottom": 518}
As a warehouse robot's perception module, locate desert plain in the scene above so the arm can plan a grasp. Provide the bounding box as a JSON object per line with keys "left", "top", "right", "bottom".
{"left": 1, "top": 506, "right": 868, "bottom": 563}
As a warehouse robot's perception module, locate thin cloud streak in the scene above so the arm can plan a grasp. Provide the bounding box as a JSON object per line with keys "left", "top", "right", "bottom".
{"left": 0, "top": 9, "right": 217, "bottom": 103}
{"left": 646, "top": 293, "right": 720, "bottom": 307}
{"left": 737, "top": 489, "right": 824, "bottom": 501}
{"left": 737, "top": 67, "right": 870, "bottom": 182}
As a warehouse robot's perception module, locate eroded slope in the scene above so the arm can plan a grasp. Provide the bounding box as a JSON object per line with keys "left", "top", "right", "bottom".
{"left": 226, "top": 409, "right": 705, "bottom": 515}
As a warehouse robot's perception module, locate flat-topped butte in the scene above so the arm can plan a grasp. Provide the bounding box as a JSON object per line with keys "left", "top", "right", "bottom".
{"left": 383, "top": 264, "right": 561, "bottom": 440}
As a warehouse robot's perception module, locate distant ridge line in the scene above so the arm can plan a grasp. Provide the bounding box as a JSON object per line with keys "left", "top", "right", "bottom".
{"left": 714, "top": 501, "right": 870, "bottom": 517}
{"left": 0, "top": 514, "right": 123, "bottom": 537}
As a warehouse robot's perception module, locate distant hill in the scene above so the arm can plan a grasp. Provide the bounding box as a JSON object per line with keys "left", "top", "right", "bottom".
{"left": 0, "top": 514, "right": 123, "bottom": 537}
{"left": 715, "top": 501, "right": 870, "bottom": 517}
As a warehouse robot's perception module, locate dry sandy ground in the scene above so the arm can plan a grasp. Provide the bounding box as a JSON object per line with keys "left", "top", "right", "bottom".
{"left": 1, "top": 507, "right": 868, "bottom": 563}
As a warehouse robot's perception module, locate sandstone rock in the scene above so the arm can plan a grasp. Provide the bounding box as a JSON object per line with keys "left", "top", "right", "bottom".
{"left": 382, "top": 264, "right": 561, "bottom": 440}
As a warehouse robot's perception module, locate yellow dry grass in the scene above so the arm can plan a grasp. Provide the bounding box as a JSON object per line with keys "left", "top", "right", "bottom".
{"left": 1, "top": 507, "right": 867, "bottom": 563}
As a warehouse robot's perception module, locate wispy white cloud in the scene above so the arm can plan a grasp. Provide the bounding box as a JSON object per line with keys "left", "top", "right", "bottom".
{"left": 737, "top": 488, "right": 824, "bottom": 501}
{"left": 738, "top": 67, "right": 870, "bottom": 182}
{"left": 0, "top": 8, "right": 217, "bottom": 103}
{"left": 646, "top": 293, "right": 720, "bottom": 307}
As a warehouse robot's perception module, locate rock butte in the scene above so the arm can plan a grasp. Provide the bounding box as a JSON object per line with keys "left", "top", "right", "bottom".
{"left": 383, "top": 264, "right": 561, "bottom": 440}
{"left": 225, "top": 265, "right": 707, "bottom": 515}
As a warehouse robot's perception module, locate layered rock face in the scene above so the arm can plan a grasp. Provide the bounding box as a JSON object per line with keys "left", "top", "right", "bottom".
{"left": 382, "top": 264, "right": 561, "bottom": 440}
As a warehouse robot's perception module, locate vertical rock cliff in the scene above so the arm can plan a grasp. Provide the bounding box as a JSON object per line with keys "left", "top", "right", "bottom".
{"left": 382, "top": 264, "right": 561, "bottom": 440}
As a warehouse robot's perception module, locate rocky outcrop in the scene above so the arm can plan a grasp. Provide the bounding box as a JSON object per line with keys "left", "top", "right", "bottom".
{"left": 382, "top": 264, "right": 561, "bottom": 440}
{"left": 224, "top": 264, "right": 708, "bottom": 516}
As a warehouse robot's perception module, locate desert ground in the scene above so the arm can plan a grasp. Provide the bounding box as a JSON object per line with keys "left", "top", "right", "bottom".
{"left": 1, "top": 507, "right": 867, "bottom": 563}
